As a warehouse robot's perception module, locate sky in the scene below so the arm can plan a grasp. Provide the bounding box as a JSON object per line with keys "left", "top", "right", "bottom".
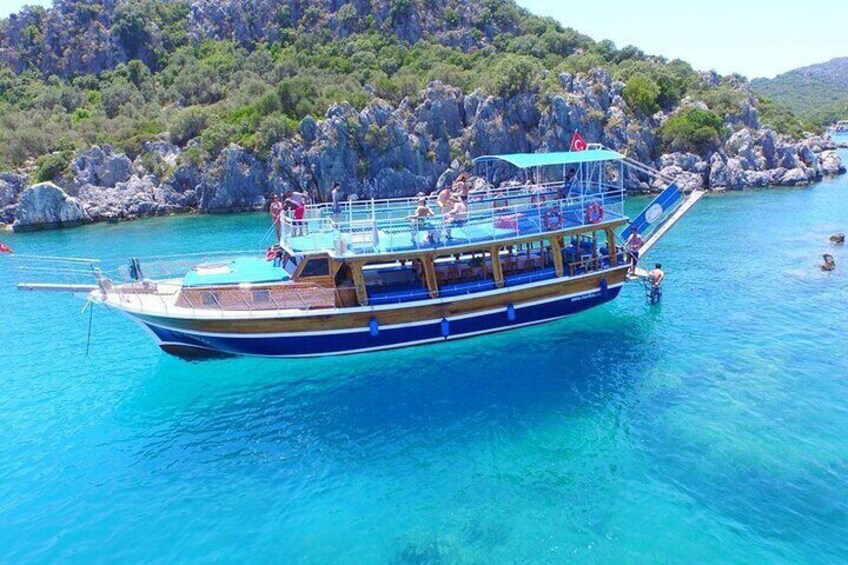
{"left": 1, "top": 0, "right": 845, "bottom": 78}
{"left": 518, "top": 0, "right": 848, "bottom": 78}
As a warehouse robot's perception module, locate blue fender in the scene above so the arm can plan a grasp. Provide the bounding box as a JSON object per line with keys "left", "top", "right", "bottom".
{"left": 600, "top": 277, "right": 608, "bottom": 298}
{"left": 369, "top": 316, "right": 379, "bottom": 337}
{"left": 440, "top": 318, "right": 450, "bottom": 338}
{"left": 506, "top": 303, "right": 516, "bottom": 322}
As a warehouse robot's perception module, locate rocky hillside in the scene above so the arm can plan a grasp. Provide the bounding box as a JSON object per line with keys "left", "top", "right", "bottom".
{"left": 752, "top": 58, "right": 848, "bottom": 124}
{"left": 0, "top": 0, "right": 843, "bottom": 231}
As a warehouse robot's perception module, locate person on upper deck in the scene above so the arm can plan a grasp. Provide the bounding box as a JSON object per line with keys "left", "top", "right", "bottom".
{"left": 564, "top": 168, "right": 580, "bottom": 197}
{"left": 626, "top": 226, "right": 644, "bottom": 275}
{"left": 409, "top": 198, "right": 436, "bottom": 245}
{"left": 437, "top": 184, "right": 453, "bottom": 214}
{"left": 444, "top": 194, "right": 469, "bottom": 240}
{"left": 331, "top": 182, "right": 342, "bottom": 223}
{"left": 285, "top": 189, "right": 308, "bottom": 237}
{"left": 529, "top": 170, "right": 547, "bottom": 203}
{"left": 452, "top": 173, "right": 470, "bottom": 199}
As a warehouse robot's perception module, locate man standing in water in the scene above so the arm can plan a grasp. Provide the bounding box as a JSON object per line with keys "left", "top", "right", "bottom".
{"left": 648, "top": 263, "right": 664, "bottom": 304}
{"left": 626, "top": 226, "right": 644, "bottom": 275}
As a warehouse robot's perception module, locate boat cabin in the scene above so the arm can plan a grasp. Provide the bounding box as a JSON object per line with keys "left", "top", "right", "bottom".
{"left": 155, "top": 150, "right": 630, "bottom": 313}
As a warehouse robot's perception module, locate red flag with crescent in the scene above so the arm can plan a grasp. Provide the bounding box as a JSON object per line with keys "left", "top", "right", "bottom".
{"left": 0, "top": 242, "right": 12, "bottom": 253}
{"left": 570, "top": 132, "right": 587, "bottom": 152}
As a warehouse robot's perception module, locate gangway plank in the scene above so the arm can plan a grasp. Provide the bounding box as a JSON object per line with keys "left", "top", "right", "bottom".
{"left": 17, "top": 283, "right": 98, "bottom": 293}
{"left": 639, "top": 189, "right": 705, "bottom": 257}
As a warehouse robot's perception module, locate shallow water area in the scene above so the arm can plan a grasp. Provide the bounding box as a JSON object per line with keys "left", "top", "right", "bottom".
{"left": 2, "top": 162, "right": 848, "bottom": 562}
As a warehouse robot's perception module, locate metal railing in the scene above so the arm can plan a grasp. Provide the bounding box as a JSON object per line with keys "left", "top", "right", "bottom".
{"left": 279, "top": 181, "right": 626, "bottom": 256}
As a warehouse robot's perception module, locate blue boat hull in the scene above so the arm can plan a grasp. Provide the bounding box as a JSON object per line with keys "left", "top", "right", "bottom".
{"left": 136, "top": 285, "right": 622, "bottom": 358}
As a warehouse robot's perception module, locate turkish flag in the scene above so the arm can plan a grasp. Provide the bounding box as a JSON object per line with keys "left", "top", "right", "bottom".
{"left": 0, "top": 242, "right": 12, "bottom": 253}
{"left": 570, "top": 132, "right": 588, "bottom": 152}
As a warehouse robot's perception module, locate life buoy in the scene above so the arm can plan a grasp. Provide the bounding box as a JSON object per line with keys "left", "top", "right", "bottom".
{"left": 544, "top": 209, "right": 563, "bottom": 231}
{"left": 586, "top": 202, "right": 604, "bottom": 224}
{"left": 265, "top": 247, "right": 276, "bottom": 261}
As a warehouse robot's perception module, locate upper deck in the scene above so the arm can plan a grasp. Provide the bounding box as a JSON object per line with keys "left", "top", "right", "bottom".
{"left": 279, "top": 150, "right": 628, "bottom": 258}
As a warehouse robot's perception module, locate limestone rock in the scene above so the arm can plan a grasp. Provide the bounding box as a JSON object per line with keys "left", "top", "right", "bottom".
{"left": 0, "top": 172, "right": 26, "bottom": 208}
{"left": 708, "top": 153, "right": 729, "bottom": 188}
{"left": 777, "top": 167, "right": 813, "bottom": 186}
{"left": 141, "top": 140, "right": 182, "bottom": 168}
{"left": 13, "top": 182, "right": 89, "bottom": 230}
{"left": 199, "top": 145, "right": 268, "bottom": 211}
{"left": 820, "top": 151, "right": 846, "bottom": 175}
{"left": 69, "top": 145, "right": 133, "bottom": 190}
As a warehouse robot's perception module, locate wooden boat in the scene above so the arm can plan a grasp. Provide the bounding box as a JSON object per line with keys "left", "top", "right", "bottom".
{"left": 14, "top": 149, "right": 702, "bottom": 358}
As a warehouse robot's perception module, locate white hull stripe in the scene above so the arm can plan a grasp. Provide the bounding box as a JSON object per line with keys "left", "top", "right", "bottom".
{"left": 156, "top": 313, "right": 568, "bottom": 359}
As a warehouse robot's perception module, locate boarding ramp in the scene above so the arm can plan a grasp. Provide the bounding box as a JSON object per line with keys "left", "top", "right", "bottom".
{"left": 619, "top": 157, "right": 706, "bottom": 275}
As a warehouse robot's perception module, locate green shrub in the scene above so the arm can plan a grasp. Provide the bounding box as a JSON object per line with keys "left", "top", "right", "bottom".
{"left": 34, "top": 151, "right": 72, "bottom": 182}
{"left": 256, "top": 114, "right": 295, "bottom": 153}
{"left": 170, "top": 106, "right": 209, "bottom": 145}
{"left": 200, "top": 122, "right": 236, "bottom": 157}
{"left": 486, "top": 55, "right": 542, "bottom": 98}
{"left": 623, "top": 74, "right": 660, "bottom": 115}
{"left": 757, "top": 96, "right": 820, "bottom": 137}
{"left": 659, "top": 107, "right": 726, "bottom": 154}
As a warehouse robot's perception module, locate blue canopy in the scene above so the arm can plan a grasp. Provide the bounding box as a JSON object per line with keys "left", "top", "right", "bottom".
{"left": 473, "top": 150, "right": 625, "bottom": 169}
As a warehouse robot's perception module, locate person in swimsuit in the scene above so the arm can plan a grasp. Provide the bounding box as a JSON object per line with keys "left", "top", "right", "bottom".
{"left": 452, "top": 172, "right": 472, "bottom": 200}
{"left": 331, "top": 182, "right": 342, "bottom": 225}
{"left": 647, "top": 263, "right": 664, "bottom": 303}
{"left": 437, "top": 185, "right": 453, "bottom": 214}
{"left": 626, "top": 226, "right": 644, "bottom": 275}
{"left": 408, "top": 198, "right": 435, "bottom": 246}
{"left": 444, "top": 194, "right": 468, "bottom": 240}
{"left": 269, "top": 194, "right": 283, "bottom": 239}
{"left": 822, "top": 254, "right": 836, "bottom": 271}
{"left": 649, "top": 263, "right": 665, "bottom": 287}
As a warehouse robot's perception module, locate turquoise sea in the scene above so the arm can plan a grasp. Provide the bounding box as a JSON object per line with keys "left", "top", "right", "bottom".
{"left": 3, "top": 161, "right": 848, "bottom": 562}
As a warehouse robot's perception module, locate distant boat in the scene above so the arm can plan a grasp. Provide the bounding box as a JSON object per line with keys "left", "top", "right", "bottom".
{"left": 830, "top": 120, "right": 848, "bottom": 134}
{"left": 13, "top": 148, "right": 703, "bottom": 358}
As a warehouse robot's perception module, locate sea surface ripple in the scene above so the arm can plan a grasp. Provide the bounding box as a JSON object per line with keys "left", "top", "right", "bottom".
{"left": 3, "top": 161, "right": 848, "bottom": 562}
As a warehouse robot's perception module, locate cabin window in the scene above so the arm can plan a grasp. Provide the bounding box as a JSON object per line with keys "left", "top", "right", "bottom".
{"left": 561, "top": 231, "right": 612, "bottom": 276}
{"left": 497, "top": 241, "right": 557, "bottom": 287}
{"left": 300, "top": 258, "right": 330, "bottom": 277}
{"left": 433, "top": 250, "right": 496, "bottom": 297}
{"left": 362, "top": 259, "right": 428, "bottom": 305}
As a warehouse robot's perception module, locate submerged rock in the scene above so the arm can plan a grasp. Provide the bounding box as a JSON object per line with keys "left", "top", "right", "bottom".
{"left": 13, "top": 182, "right": 89, "bottom": 231}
